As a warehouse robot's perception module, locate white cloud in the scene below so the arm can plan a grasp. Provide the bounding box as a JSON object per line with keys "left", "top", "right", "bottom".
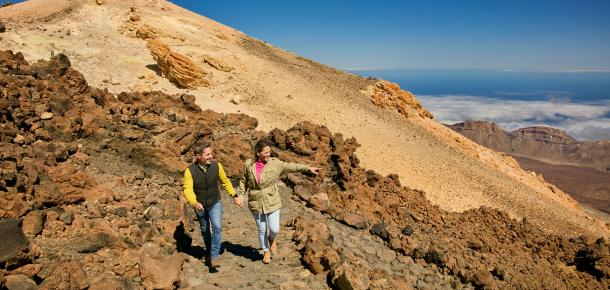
{"left": 417, "top": 95, "right": 610, "bottom": 141}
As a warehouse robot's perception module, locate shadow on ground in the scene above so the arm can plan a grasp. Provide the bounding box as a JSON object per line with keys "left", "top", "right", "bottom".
{"left": 222, "top": 241, "right": 262, "bottom": 262}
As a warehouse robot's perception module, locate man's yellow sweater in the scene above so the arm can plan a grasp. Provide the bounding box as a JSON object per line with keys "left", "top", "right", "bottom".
{"left": 183, "top": 162, "right": 236, "bottom": 207}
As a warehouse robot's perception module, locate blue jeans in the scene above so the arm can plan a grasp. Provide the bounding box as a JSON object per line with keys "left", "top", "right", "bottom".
{"left": 195, "top": 200, "right": 222, "bottom": 259}
{"left": 252, "top": 209, "right": 280, "bottom": 252}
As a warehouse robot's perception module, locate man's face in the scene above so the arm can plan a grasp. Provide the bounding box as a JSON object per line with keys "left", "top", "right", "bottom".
{"left": 197, "top": 147, "right": 214, "bottom": 165}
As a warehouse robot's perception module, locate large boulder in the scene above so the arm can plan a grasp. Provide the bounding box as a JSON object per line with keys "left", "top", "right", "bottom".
{"left": 331, "top": 260, "right": 371, "bottom": 290}
{"left": 146, "top": 38, "right": 207, "bottom": 89}
{"left": 38, "top": 260, "right": 89, "bottom": 290}
{"left": 139, "top": 243, "right": 184, "bottom": 290}
{"left": 0, "top": 218, "right": 30, "bottom": 268}
{"left": 3, "top": 274, "right": 37, "bottom": 290}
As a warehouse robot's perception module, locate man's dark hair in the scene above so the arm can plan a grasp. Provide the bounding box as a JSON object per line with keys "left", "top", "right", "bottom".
{"left": 193, "top": 142, "right": 212, "bottom": 156}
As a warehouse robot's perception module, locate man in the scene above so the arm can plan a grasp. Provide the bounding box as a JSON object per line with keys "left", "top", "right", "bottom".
{"left": 183, "top": 143, "right": 244, "bottom": 269}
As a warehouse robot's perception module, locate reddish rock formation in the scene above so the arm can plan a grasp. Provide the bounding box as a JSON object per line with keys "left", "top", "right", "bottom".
{"left": 361, "top": 80, "right": 433, "bottom": 119}
{"left": 146, "top": 38, "right": 208, "bottom": 89}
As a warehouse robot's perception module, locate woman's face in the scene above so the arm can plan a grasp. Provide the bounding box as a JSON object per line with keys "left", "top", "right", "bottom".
{"left": 257, "top": 146, "right": 271, "bottom": 161}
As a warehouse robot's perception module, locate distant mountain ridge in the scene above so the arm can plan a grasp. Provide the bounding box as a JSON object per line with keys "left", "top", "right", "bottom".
{"left": 448, "top": 120, "right": 610, "bottom": 171}
{"left": 448, "top": 120, "right": 610, "bottom": 213}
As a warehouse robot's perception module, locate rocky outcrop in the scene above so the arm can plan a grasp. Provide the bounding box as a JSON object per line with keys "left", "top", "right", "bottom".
{"left": 146, "top": 38, "right": 208, "bottom": 89}
{"left": 361, "top": 80, "right": 433, "bottom": 119}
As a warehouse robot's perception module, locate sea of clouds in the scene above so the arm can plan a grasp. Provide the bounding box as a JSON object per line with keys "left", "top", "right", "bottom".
{"left": 417, "top": 95, "right": 610, "bottom": 141}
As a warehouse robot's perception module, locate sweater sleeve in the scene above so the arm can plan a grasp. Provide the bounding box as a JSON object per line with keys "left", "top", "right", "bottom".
{"left": 218, "top": 163, "right": 237, "bottom": 197}
{"left": 183, "top": 168, "right": 197, "bottom": 206}
{"left": 237, "top": 160, "right": 250, "bottom": 196}
{"left": 279, "top": 160, "right": 310, "bottom": 176}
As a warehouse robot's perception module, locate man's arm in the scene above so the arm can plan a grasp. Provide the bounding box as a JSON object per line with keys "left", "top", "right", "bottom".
{"left": 218, "top": 163, "right": 237, "bottom": 197}
{"left": 183, "top": 168, "right": 197, "bottom": 206}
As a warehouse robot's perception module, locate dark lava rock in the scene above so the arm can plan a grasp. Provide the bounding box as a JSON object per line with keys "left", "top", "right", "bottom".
{"left": 370, "top": 222, "right": 389, "bottom": 241}
{"left": 0, "top": 218, "right": 30, "bottom": 268}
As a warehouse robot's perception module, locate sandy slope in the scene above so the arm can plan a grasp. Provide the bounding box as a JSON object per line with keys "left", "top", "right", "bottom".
{"left": 1, "top": 0, "right": 607, "bottom": 237}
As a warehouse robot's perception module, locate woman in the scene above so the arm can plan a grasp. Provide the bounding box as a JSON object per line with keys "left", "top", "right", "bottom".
{"left": 238, "top": 139, "right": 319, "bottom": 264}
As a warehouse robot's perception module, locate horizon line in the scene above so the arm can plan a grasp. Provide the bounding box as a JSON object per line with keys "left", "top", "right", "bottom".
{"left": 344, "top": 67, "right": 610, "bottom": 73}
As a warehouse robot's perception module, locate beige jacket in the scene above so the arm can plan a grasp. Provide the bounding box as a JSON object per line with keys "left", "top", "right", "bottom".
{"left": 238, "top": 157, "right": 309, "bottom": 213}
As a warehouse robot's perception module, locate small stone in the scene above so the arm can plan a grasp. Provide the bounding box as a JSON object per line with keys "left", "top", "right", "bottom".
{"left": 46, "top": 210, "right": 59, "bottom": 221}
{"left": 307, "top": 192, "right": 330, "bottom": 212}
{"left": 492, "top": 264, "right": 506, "bottom": 280}
{"left": 115, "top": 207, "right": 128, "bottom": 217}
{"left": 424, "top": 274, "right": 437, "bottom": 283}
{"left": 13, "top": 134, "right": 25, "bottom": 144}
{"left": 143, "top": 205, "right": 162, "bottom": 221}
{"left": 371, "top": 222, "right": 389, "bottom": 240}
{"left": 96, "top": 0, "right": 105, "bottom": 5}
{"left": 59, "top": 211, "right": 74, "bottom": 225}
{"left": 22, "top": 211, "right": 44, "bottom": 237}
{"left": 341, "top": 213, "right": 368, "bottom": 229}
{"left": 402, "top": 225, "right": 413, "bottom": 236}
{"left": 41, "top": 112, "right": 54, "bottom": 120}
{"left": 376, "top": 248, "right": 397, "bottom": 262}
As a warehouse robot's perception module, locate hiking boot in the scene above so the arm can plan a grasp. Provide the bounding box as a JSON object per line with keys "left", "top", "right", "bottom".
{"left": 262, "top": 251, "right": 271, "bottom": 264}
{"left": 210, "top": 258, "right": 221, "bottom": 269}
{"left": 269, "top": 239, "right": 277, "bottom": 255}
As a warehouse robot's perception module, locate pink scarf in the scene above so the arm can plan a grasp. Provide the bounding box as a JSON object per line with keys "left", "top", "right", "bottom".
{"left": 255, "top": 159, "right": 266, "bottom": 183}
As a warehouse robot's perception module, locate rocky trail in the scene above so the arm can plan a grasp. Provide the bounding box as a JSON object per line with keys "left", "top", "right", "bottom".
{"left": 179, "top": 187, "right": 463, "bottom": 289}
{"left": 169, "top": 189, "right": 330, "bottom": 290}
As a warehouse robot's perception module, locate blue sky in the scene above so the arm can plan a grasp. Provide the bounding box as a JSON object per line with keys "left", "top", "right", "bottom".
{"left": 173, "top": 0, "right": 610, "bottom": 71}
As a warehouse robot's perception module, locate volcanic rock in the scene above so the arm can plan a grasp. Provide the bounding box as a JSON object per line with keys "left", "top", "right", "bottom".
{"left": 139, "top": 243, "right": 184, "bottom": 290}
{"left": 3, "top": 274, "right": 37, "bottom": 290}
{"left": 0, "top": 218, "right": 30, "bottom": 268}
{"left": 361, "top": 80, "right": 433, "bottom": 119}
{"left": 146, "top": 38, "right": 207, "bottom": 89}
{"left": 21, "top": 211, "right": 44, "bottom": 236}
{"left": 38, "top": 260, "right": 89, "bottom": 290}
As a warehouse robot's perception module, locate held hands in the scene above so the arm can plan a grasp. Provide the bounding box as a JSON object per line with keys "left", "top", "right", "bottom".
{"left": 308, "top": 166, "right": 320, "bottom": 175}
{"left": 233, "top": 195, "right": 244, "bottom": 208}
{"left": 194, "top": 202, "right": 204, "bottom": 212}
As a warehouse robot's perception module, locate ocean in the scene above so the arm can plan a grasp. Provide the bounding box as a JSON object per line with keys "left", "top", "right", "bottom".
{"left": 352, "top": 69, "right": 610, "bottom": 141}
